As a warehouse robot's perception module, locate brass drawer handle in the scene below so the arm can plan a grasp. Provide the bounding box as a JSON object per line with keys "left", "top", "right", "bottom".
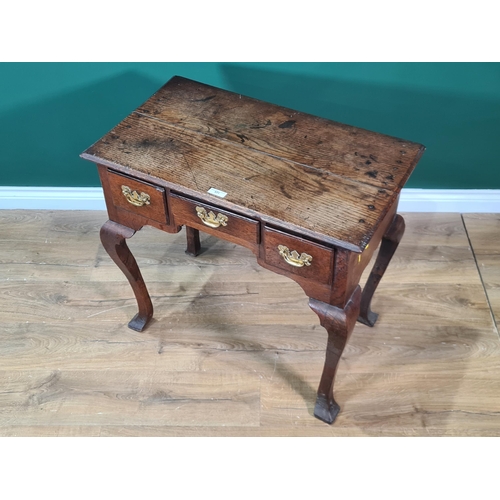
{"left": 196, "top": 206, "right": 228, "bottom": 228}
{"left": 278, "top": 245, "right": 312, "bottom": 267}
{"left": 121, "top": 185, "right": 151, "bottom": 207}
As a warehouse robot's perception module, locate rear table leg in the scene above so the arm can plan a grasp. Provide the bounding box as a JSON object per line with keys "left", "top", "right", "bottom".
{"left": 358, "top": 214, "right": 406, "bottom": 327}
{"left": 100, "top": 220, "right": 153, "bottom": 332}
{"left": 185, "top": 226, "right": 201, "bottom": 257}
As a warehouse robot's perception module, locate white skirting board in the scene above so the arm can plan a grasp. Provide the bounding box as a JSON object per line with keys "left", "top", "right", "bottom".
{"left": 0, "top": 187, "right": 499, "bottom": 213}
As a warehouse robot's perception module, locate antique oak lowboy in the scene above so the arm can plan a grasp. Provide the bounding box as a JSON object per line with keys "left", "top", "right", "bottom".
{"left": 81, "top": 76, "right": 425, "bottom": 424}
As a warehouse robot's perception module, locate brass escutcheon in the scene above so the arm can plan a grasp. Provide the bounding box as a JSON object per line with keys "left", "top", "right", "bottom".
{"left": 278, "top": 245, "right": 313, "bottom": 267}
{"left": 196, "top": 206, "right": 228, "bottom": 228}
{"left": 121, "top": 185, "right": 151, "bottom": 207}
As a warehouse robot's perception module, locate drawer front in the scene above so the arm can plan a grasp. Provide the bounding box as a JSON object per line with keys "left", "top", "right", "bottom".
{"left": 107, "top": 170, "right": 168, "bottom": 224}
{"left": 263, "top": 227, "right": 334, "bottom": 285}
{"left": 170, "top": 194, "right": 259, "bottom": 250}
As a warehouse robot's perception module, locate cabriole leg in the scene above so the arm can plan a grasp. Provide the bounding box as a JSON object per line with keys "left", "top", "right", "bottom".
{"left": 358, "top": 214, "right": 406, "bottom": 327}
{"left": 100, "top": 220, "right": 153, "bottom": 332}
{"left": 309, "top": 286, "right": 361, "bottom": 424}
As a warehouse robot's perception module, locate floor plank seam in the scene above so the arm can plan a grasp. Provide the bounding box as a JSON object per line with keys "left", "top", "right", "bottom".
{"left": 461, "top": 213, "right": 500, "bottom": 337}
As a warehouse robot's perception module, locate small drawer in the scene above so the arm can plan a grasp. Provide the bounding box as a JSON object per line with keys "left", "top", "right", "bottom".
{"left": 263, "top": 227, "right": 334, "bottom": 285}
{"left": 107, "top": 170, "right": 168, "bottom": 224}
{"left": 170, "top": 194, "right": 259, "bottom": 251}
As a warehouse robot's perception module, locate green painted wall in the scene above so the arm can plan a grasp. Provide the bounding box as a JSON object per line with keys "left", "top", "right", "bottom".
{"left": 1, "top": 63, "right": 499, "bottom": 188}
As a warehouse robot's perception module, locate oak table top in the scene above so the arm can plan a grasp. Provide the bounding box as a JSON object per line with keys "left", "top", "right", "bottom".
{"left": 81, "top": 76, "right": 425, "bottom": 425}
{"left": 81, "top": 76, "right": 424, "bottom": 252}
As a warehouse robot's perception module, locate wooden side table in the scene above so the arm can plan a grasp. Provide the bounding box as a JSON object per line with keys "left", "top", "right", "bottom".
{"left": 81, "top": 76, "right": 425, "bottom": 424}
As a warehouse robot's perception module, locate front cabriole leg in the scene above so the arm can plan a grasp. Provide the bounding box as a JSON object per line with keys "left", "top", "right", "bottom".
{"left": 100, "top": 220, "right": 153, "bottom": 332}
{"left": 309, "top": 286, "right": 361, "bottom": 424}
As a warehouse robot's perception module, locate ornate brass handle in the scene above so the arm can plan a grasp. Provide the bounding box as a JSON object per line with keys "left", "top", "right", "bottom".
{"left": 278, "top": 245, "right": 313, "bottom": 267}
{"left": 196, "top": 206, "right": 228, "bottom": 228}
{"left": 121, "top": 185, "right": 151, "bottom": 207}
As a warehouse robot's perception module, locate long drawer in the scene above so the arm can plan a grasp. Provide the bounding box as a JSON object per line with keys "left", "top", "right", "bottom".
{"left": 170, "top": 194, "right": 260, "bottom": 252}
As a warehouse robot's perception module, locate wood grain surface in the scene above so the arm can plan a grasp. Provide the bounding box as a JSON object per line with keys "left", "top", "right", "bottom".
{"left": 1, "top": 210, "right": 500, "bottom": 436}
{"left": 81, "top": 76, "right": 425, "bottom": 251}
{"left": 83, "top": 113, "right": 390, "bottom": 250}
{"left": 136, "top": 76, "right": 423, "bottom": 193}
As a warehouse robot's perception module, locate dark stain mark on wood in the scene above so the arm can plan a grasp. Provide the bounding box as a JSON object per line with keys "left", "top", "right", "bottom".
{"left": 358, "top": 219, "right": 366, "bottom": 223}
{"left": 365, "top": 170, "right": 378, "bottom": 178}
{"left": 365, "top": 160, "right": 372, "bottom": 165}
{"left": 236, "top": 133, "right": 249, "bottom": 143}
{"left": 354, "top": 152, "right": 358, "bottom": 156}
{"left": 280, "top": 185, "right": 293, "bottom": 199}
{"left": 136, "top": 137, "right": 179, "bottom": 154}
{"left": 378, "top": 189, "right": 386, "bottom": 194}
{"left": 385, "top": 174, "right": 395, "bottom": 181}
{"left": 369, "top": 154, "right": 378, "bottom": 161}
{"left": 396, "top": 160, "right": 403, "bottom": 164}
{"left": 278, "top": 120, "right": 296, "bottom": 129}
{"left": 367, "top": 205, "right": 375, "bottom": 210}
{"left": 193, "top": 95, "right": 216, "bottom": 102}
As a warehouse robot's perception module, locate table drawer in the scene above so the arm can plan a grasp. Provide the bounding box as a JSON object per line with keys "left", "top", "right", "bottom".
{"left": 107, "top": 170, "right": 168, "bottom": 224}
{"left": 170, "top": 194, "right": 259, "bottom": 251}
{"left": 263, "top": 227, "right": 334, "bottom": 285}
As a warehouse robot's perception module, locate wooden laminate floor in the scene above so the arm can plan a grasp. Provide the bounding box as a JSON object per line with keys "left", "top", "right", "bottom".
{"left": 0, "top": 211, "right": 499, "bottom": 436}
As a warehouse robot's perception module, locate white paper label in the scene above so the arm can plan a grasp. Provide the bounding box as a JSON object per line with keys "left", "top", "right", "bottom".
{"left": 207, "top": 187, "right": 227, "bottom": 198}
